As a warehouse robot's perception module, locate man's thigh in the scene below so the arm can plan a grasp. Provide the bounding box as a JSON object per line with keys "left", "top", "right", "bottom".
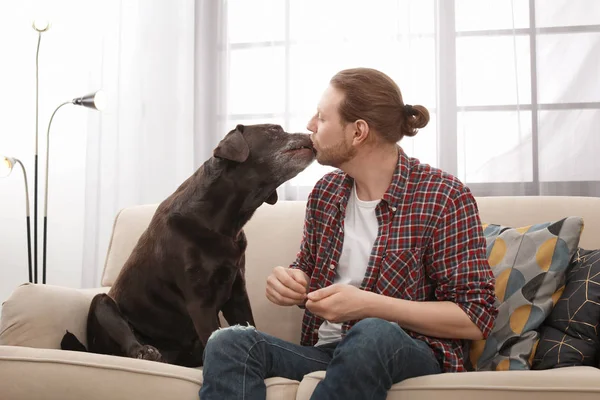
{"left": 337, "top": 318, "right": 441, "bottom": 379}
{"left": 255, "top": 331, "right": 336, "bottom": 381}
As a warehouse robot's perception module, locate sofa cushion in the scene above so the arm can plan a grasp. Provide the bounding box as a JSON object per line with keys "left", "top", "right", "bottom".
{"left": 0, "top": 283, "right": 108, "bottom": 349}
{"left": 0, "top": 345, "right": 202, "bottom": 400}
{"left": 0, "top": 345, "right": 301, "bottom": 400}
{"left": 295, "top": 366, "right": 600, "bottom": 400}
{"left": 467, "top": 217, "right": 583, "bottom": 371}
{"left": 533, "top": 248, "right": 600, "bottom": 369}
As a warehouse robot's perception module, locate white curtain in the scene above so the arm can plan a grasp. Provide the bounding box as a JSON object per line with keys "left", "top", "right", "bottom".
{"left": 0, "top": 0, "right": 227, "bottom": 296}
{"left": 81, "top": 0, "right": 228, "bottom": 287}
{"left": 0, "top": 0, "right": 598, "bottom": 299}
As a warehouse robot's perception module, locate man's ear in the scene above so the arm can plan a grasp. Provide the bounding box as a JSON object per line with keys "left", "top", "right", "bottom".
{"left": 213, "top": 124, "right": 249, "bottom": 162}
{"left": 353, "top": 119, "right": 370, "bottom": 145}
{"left": 265, "top": 191, "right": 278, "bottom": 205}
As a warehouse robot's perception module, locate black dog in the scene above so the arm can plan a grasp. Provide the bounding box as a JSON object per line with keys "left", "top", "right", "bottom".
{"left": 61, "top": 124, "right": 315, "bottom": 367}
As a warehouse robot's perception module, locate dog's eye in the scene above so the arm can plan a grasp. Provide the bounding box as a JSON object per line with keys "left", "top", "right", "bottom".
{"left": 269, "top": 124, "right": 284, "bottom": 132}
{"left": 210, "top": 265, "right": 232, "bottom": 286}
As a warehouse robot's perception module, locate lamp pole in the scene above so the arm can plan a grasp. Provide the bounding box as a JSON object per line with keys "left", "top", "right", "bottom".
{"left": 0, "top": 156, "right": 33, "bottom": 282}
{"left": 42, "top": 101, "right": 70, "bottom": 284}
{"left": 15, "top": 158, "right": 33, "bottom": 283}
{"left": 33, "top": 19, "right": 50, "bottom": 284}
{"left": 42, "top": 91, "right": 105, "bottom": 283}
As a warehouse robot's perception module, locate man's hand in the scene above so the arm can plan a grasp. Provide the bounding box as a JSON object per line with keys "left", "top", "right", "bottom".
{"left": 266, "top": 266, "right": 309, "bottom": 306}
{"left": 305, "top": 284, "right": 369, "bottom": 323}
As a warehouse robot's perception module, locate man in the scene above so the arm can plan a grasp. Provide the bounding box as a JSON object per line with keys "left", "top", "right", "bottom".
{"left": 199, "top": 67, "right": 497, "bottom": 399}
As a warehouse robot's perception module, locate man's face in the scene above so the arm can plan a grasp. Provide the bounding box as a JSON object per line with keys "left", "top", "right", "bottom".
{"left": 306, "top": 85, "right": 357, "bottom": 168}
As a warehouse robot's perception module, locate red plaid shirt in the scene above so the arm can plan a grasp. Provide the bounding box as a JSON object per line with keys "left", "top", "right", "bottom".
{"left": 290, "top": 147, "right": 497, "bottom": 373}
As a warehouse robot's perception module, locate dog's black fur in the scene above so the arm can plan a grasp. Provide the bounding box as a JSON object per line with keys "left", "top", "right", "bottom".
{"left": 60, "top": 124, "right": 315, "bottom": 367}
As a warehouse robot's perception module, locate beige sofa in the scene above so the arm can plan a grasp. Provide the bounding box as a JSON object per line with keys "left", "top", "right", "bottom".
{"left": 1, "top": 196, "right": 600, "bottom": 399}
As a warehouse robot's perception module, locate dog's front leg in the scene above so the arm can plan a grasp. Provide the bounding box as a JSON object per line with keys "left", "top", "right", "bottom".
{"left": 221, "top": 267, "right": 256, "bottom": 328}
{"left": 185, "top": 299, "right": 220, "bottom": 347}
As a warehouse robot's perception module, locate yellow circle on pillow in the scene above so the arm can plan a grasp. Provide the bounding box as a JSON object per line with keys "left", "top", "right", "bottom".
{"left": 516, "top": 225, "right": 532, "bottom": 234}
{"left": 509, "top": 304, "right": 532, "bottom": 334}
{"left": 536, "top": 237, "right": 558, "bottom": 271}
{"left": 489, "top": 238, "right": 507, "bottom": 267}
{"left": 495, "top": 268, "right": 512, "bottom": 302}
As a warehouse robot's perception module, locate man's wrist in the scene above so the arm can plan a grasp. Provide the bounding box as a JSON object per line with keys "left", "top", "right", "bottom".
{"left": 361, "top": 290, "right": 387, "bottom": 320}
{"left": 361, "top": 290, "right": 409, "bottom": 323}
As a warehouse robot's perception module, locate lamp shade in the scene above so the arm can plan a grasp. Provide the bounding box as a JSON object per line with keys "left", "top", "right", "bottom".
{"left": 72, "top": 90, "right": 106, "bottom": 111}
{"left": 32, "top": 19, "right": 50, "bottom": 32}
{"left": 0, "top": 156, "right": 16, "bottom": 178}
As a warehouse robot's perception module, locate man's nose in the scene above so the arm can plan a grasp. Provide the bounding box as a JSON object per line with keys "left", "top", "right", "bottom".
{"left": 306, "top": 115, "right": 317, "bottom": 133}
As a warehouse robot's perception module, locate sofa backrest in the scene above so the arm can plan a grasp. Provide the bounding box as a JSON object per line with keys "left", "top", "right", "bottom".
{"left": 101, "top": 201, "right": 308, "bottom": 343}
{"left": 476, "top": 196, "right": 600, "bottom": 250}
{"left": 100, "top": 196, "right": 600, "bottom": 344}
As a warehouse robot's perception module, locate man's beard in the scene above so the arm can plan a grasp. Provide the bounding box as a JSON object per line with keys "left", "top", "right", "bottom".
{"left": 315, "top": 137, "right": 357, "bottom": 168}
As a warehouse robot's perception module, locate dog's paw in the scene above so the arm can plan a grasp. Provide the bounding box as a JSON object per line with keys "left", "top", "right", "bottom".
{"left": 132, "top": 345, "right": 163, "bottom": 362}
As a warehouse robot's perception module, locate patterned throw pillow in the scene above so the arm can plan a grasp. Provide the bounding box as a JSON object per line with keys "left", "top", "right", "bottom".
{"left": 466, "top": 217, "right": 584, "bottom": 371}
{"left": 532, "top": 248, "right": 600, "bottom": 369}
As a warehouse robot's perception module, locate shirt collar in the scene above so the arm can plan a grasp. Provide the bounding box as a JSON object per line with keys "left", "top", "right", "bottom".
{"left": 335, "top": 145, "right": 410, "bottom": 212}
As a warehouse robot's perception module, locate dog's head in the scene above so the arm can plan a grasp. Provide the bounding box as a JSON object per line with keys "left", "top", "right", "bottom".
{"left": 213, "top": 124, "right": 315, "bottom": 206}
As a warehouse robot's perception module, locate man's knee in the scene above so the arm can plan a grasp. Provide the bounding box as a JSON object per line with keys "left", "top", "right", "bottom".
{"left": 207, "top": 324, "right": 256, "bottom": 344}
{"left": 342, "top": 318, "right": 415, "bottom": 355}
{"left": 205, "top": 324, "right": 256, "bottom": 354}
{"left": 350, "top": 318, "right": 407, "bottom": 339}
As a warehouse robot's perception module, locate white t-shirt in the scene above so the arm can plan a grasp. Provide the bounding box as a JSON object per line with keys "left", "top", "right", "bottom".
{"left": 315, "top": 182, "right": 380, "bottom": 346}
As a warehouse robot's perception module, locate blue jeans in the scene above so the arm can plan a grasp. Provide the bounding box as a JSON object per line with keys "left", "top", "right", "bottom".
{"left": 199, "top": 317, "right": 442, "bottom": 399}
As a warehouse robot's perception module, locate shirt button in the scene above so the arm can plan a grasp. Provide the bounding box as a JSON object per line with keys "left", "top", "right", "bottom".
{"left": 329, "top": 264, "right": 335, "bottom": 270}
{"left": 313, "top": 328, "right": 319, "bottom": 334}
{"left": 391, "top": 206, "right": 397, "bottom": 212}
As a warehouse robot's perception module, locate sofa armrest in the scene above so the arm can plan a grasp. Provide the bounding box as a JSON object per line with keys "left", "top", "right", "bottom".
{"left": 0, "top": 283, "right": 109, "bottom": 349}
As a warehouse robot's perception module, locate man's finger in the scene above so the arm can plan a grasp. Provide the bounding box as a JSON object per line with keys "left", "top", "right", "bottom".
{"left": 305, "top": 299, "right": 318, "bottom": 313}
{"left": 305, "top": 299, "right": 328, "bottom": 320}
{"left": 307, "top": 284, "right": 338, "bottom": 301}
{"left": 266, "top": 287, "right": 279, "bottom": 305}
{"left": 268, "top": 276, "right": 306, "bottom": 301}
{"left": 288, "top": 269, "right": 309, "bottom": 287}
{"left": 274, "top": 268, "right": 307, "bottom": 294}
{"left": 266, "top": 286, "right": 297, "bottom": 306}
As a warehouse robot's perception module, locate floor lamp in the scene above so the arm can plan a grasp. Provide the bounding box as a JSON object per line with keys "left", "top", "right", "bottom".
{"left": 33, "top": 19, "right": 50, "bottom": 284}
{"left": 42, "top": 90, "right": 105, "bottom": 284}
{"left": 1, "top": 156, "right": 33, "bottom": 283}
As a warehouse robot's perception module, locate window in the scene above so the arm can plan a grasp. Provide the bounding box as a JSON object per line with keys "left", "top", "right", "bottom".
{"left": 454, "top": 0, "right": 600, "bottom": 195}
{"left": 224, "top": 0, "right": 600, "bottom": 199}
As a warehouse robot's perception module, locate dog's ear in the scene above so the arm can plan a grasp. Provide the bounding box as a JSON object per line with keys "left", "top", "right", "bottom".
{"left": 213, "top": 124, "right": 249, "bottom": 163}
{"left": 265, "top": 191, "right": 278, "bottom": 205}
